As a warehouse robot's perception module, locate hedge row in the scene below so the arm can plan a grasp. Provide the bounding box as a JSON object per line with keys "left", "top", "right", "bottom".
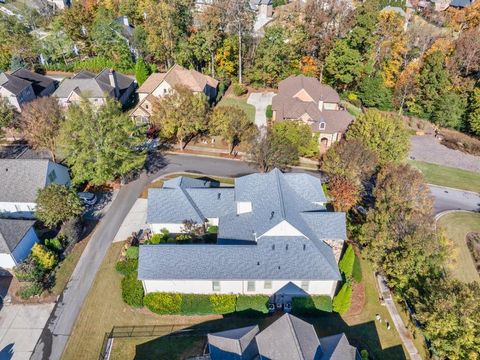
{"left": 292, "top": 295, "right": 333, "bottom": 315}
{"left": 144, "top": 293, "right": 269, "bottom": 315}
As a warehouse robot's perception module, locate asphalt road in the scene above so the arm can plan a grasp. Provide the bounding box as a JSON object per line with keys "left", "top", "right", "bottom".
{"left": 31, "top": 153, "right": 479, "bottom": 360}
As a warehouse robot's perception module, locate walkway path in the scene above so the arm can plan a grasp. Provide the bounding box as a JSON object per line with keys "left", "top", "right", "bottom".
{"left": 376, "top": 275, "right": 422, "bottom": 360}
{"left": 410, "top": 135, "right": 480, "bottom": 173}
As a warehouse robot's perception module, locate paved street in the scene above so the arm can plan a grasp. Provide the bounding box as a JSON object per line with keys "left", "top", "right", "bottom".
{"left": 30, "top": 153, "right": 478, "bottom": 360}
{"left": 429, "top": 184, "right": 480, "bottom": 214}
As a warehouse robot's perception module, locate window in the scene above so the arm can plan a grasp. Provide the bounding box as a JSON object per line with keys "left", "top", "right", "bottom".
{"left": 319, "top": 122, "right": 326, "bottom": 130}
{"left": 264, "top": 281, "right": 272, "bottom": 290}
{"left": 48, "top": 170, "right": 57, "bottom": 182}
{"left": 212, "top": 281, "right": 221, "bottom": 292}
{"left": 247, "top": 281, "right": 255, "bottom": 292}
{"left": 301, "top": 281, "right": 309, "bottom": 291}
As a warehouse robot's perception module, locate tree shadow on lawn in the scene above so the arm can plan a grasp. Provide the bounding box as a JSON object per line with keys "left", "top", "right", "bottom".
{"left": 134, "top": 311, "right": 406, "bottom": 360}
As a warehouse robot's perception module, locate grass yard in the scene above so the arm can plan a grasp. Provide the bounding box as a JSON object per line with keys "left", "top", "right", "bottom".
{"left": 437, "top": 212, "right": 480, "bottom": 283}
{"left": 63, "top": 241, "right": 418, "bottom": 360}
{"left": 140, "top": 173, "right": 234, "bottom": 198}
{"left": 409, "top": 160, "right": 480, "bottom": 193}
{"left": 217, "top": 96, "right": 256, "bottom": 123}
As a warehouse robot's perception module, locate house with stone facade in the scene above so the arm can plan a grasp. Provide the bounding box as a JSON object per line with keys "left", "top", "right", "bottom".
{"left": 138, "top": 169, "right": 346, "bottom": 304}
{"left": 271, "top": 75, "right": 354, "bottom": 151}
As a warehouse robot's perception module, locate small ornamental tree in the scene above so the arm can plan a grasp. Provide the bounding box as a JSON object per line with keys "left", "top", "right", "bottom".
{"left": 339, "top": 244, "right": 355, "bottom": 279}
{"left": 31, "top": 244, "right": 57, "bottom": 270}
{"left": 327, "top": 175, "right": 360, "bottom": 212}
{"left": 36, "top": 184, "right": 84, "bottom": 228}
{"left": 135, "top": 57, "right": 149, "bottom": 85}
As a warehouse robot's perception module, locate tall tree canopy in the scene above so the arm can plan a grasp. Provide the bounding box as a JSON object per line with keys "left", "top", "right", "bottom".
{"left": 59, "top": 98, "right": 146, "bottom": 185}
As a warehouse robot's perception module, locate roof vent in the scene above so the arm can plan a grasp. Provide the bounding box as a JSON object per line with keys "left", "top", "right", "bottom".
{"left": 303, "top": 244, "right": 306, "bottom": 251}
{"left": 217, "top": 193, "right": 221, "bottom": 200}
{"left": 257, "top": 261, "right": 260, "bottom": 266}
{"left": 272, "top": 244, "right": 275, "bottom": 251}
{"left": 270, "top": 211, "right": 274, "bottom": 220}
{"left": 278, "top": 266, "right": 281, "bottom": 270}
{"left": 285, "top": 244, "right": 289, "bottom": 251}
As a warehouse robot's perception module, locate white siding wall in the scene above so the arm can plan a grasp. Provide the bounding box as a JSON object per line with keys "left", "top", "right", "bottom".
{"left": 11, "top": 227, "right": 39, "bottom": 265}
{"left": 0, "top": 202, "right": 36, "bottom": 218}
{"left": 0, "top": 254, "right": 16, "bottom": 269}
{"left": 143, "top": 279, "right": 337, "bottom": 297}
{"left": 150, "top": 223, "right": 184, "bottom": 234}
{"left": 0, "top": 87, "right": 21, "bottom": 112}
{"left": 152, "top": 81, "right": 172, "bottom": 98}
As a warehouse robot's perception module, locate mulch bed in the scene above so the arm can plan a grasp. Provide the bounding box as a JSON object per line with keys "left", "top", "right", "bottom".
{"left": 343, "top": 281, "right": 366, "bottom": 318}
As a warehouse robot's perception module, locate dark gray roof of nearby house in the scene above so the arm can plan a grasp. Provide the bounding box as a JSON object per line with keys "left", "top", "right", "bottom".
{"left": 10, "top": 68, "right": 56, "bottom": 96}
{"left": 319, "top": 333, "right": 361, "bottom": 360}
{"left": 449, "top": 0, "right": 472, "bottom": 7}
{"left": 255, "top": 314, "right": 321, "bottom": 360}
{"left": 0, "top": 219, "right": 35, "bottom": 253}
{"left": 207, "top": 314, "right": 359, "bottom": 360}
{"left": 0, "top": 159, "right": 56, "bottom": 202}
{"left": 53, "top": 69, "right": 134, "bottom": 99}
{"left": 208, "top": 325, "right": 259, "bottom": 360}
{"left": 0, "top": 72, "right": 32, "bottom": 95}
{"left": 138, "top": 235, "right": 341, "bottom": 281}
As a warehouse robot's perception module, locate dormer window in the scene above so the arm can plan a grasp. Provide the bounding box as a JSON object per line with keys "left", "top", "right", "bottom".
{"left": 319, "top": 122, "right": 326, "bottom": 131}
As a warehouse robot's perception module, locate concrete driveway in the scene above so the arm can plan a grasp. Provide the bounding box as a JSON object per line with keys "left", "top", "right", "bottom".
{"left": 0, "top": 303, "right": 54, "bottom": 360}
{"left": 113, "top": 198, "right": 147, "bottom": 242}
{"left": 247, "top": 92, "right": 275, "bottom": 128}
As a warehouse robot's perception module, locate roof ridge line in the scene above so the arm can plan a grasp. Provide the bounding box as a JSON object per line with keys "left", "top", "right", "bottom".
{"left": 286, "top": 314, "right": 305, "bottom": 360}
{"left": 274, "top": 170, "right": 286, "bottom": 219}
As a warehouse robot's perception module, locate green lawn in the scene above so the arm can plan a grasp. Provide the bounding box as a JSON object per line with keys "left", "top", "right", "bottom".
{"left": 217, "top": 96, "right": 256, "bottom": 123}
{"left": 409, "top": 160, "right": 480, "bottom": 193}
{"left": 437, "top": 212, "right": 480, "bottom": 283}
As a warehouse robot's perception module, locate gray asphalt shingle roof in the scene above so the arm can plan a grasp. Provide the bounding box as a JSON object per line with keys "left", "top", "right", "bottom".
{"left": 0, "top": 72, "right": 31, "bottom": 95}
{"left": 138, "top": 236, "right": 341, "bottom": 281}
{"left": 207, "top": 314, "right": 360, "bottom": 360}
{"left": 0, "top": 159, "right": 56, "bottom": 203}
{"left": 0, "top": 219, "right": 35, "bottom": 253}
{"left": 142, "top": 169, "right": 345, "bottom": 282}
{"left": 10, "top": 68, "right": 56, "bottom": 96}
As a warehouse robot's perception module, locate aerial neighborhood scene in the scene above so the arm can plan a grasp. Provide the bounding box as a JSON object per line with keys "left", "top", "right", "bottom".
{"left": 0, "top": 0, "right": 479, "bottom": 359}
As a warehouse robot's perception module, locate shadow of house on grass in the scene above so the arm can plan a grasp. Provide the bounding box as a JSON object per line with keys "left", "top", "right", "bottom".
{"left": 133, "top": 311, "right": 406, "bottom": 360}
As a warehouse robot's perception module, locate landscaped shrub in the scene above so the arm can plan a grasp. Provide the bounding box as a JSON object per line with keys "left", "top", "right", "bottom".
{"left": 233, "top": 83, "right": 247, "bottom": 97}
{"left": 144, "top": 293, "right": 182, "bottom": 314}
{"left": 235, "top": 295, "right": 269, "bottom": 314}
{"left": 44, "top": 236, "right": 64, "bottom": 253}
{"left": 115, "top": 259, "right": 138, "bottom": 276}
{"left": 125, "top": 246, "right": 139, "bottom": 260}
{"left": 333, "top": 282, "right": 353, "bottom": 315}
{"left": 265, "top": 104, "right": 273, "bottom": 119}
{"left": 148, "top": 229, "right": 171, "bottom": 244}
{"left": 121, "top": 274, "right": 144, "bottom": 307}
{"left": 339, "top": 244, "right": 355, "bottom": 279}
{"left": 352, "top": 256, "right": 362, "bottom": 283}
{"left": 180, "top": 294, "right": 213, "bottom": 314}
{"left": 209, "top": 294, "right": 236, "bottom": 314}
{"left": 31, "top": 244, "right": 57, "bottom": 270}
{"left": 17, "top": 282, "right": 43, "bottom": 299}
{"left": 60, "top": 217, "right": 83, "bottom": 244}
{"left": 216, "top": 79, "right": 231, "bottom": 103}
{"left": 14, "top": 258, "right": 44, "bottom": 282}
{"left": 207, "top": 226, "right": 218, "bottom": 234}
{"left": 292, "top": 295, "right": 333, "bottom": 315}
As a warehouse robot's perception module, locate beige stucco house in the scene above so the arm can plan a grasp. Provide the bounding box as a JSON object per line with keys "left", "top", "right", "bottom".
{"left": 131, "top": 64, "right": 218, "bottom": 124}
{"left": 271, "top": 75, "right": 354, "bottom": 151}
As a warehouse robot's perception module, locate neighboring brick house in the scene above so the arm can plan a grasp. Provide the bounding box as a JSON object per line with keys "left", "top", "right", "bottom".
{"left": 271, "top": 75, "right": 354, "bottom": 151}
{"left": 131, "top": 64, "right": 218, "bottom": 124}
{"left": 0, "top": 69, "right": 57, "bottom": 112}
{"left": 53, "top": 69, "right": 136, "bottom": 108}
{"left": 139, "top": 169, "right": 346, "bottom": 303}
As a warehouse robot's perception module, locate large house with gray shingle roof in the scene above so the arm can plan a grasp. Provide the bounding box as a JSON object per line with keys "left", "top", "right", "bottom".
{"left": 0, "top": 69, "right": 57, "bottom": 112}
{"left": 53, "top": 69, "right": 135, "bottom": 108}
{"left": 0, "top": 159, "right": 70, "bottom": 219}
{"left": 208, "top": 313, "right": 360, "bottom": 360}
{"left": 271, "top": 75, "right": 354, "bottom": 151}
{"left": 139, "top": 169, "right": 346, "bottom": 300}
{"left": 0, "top": 219, "right": 39, "bottom": 269}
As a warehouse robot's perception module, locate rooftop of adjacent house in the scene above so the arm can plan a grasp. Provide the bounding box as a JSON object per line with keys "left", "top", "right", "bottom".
{"left": 207, "top": 314, "right": 360, "bottom": 360}
{"left": 53, "top": 69, "right": 134, "bottom": 99}
{"left": 0, "top": 219, "right": 35, "bottom": 254}
{"left": 137, "top": 64, "right": 218, "bottom": 94}
{"left": 0, "top": 72, "right": 32, "bottom": 96}
{"left": 449, "top": 0, "right": 473, "bottom": 6}
{"left": 0, "top": 159, "right": 57, "bottom": 203}
{"left": 277, "top": 75, "right": 340, "bottom": 104}
{"left": 10, "top": 68, "right": 56, "bottom": 96}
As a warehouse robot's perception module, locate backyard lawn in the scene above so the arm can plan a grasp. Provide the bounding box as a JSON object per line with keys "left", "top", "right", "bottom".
{"left": 409, "top": 160, "right": 480, "bottom": 193}
{"left": 217, "top": 95, "right": 256, "bottom": 123}
{"left": 62, "top": 241, "right": 419, "bottom": 360}
{"left": 437, "top": 212, "right": 480, "bottom": 283}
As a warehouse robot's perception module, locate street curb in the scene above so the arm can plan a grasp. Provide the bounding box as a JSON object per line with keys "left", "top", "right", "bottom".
{"left": 428, "top": 183, "right": 479, "bottom": 195}
{"left": 435, "top": 209, "right": 478, "bottom": 222}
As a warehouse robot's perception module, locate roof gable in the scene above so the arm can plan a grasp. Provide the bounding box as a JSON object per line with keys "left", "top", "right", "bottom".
{"left": 0, "top": 219, "right": 35, "bottom": 253}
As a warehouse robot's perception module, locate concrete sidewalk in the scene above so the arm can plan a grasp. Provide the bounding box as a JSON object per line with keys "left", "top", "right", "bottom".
{"left": 0, "top": 303, "right": 55, "bottom": 360}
